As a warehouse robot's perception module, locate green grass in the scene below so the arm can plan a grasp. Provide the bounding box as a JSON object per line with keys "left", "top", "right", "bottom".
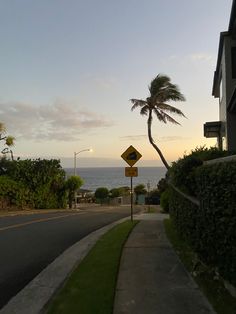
{"left": 46, "top": 220, "right": 139, "bottom": 314}
{"left": 164, "top": 219, "right": 236, "bottom": 314}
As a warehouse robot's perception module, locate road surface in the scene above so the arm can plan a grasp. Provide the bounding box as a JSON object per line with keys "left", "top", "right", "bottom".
{"left": 0, "top": 205, "right": 140, "bottom": 309}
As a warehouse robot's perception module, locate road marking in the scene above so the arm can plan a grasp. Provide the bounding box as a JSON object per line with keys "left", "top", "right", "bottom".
{"left": 0, "top": 213, "right": 80, "bottom": 232}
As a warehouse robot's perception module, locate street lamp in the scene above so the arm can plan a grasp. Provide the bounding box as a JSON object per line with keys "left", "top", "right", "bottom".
{"left": 74, "top": 148, "right": 92, "bottom": 176}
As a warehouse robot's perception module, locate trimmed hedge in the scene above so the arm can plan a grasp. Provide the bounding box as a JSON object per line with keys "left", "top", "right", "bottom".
{"left": 169, "top": 146, "right": 235, "bottom": 197}
{"left": 169, "top": 160, "right": 236, "bottom": 286}
{"left": 160, "top": 189, "right": 170, "bottom": 213}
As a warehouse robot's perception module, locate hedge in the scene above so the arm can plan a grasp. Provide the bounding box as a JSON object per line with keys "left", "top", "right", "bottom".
{"left": 0, "top": 158, "right": 67, "bottom": 209}
{"left": 0, "top": 176, "right": 30, "bottom": 209}
{"left": 169, "top": 158, "right": 236, "bottom": 287}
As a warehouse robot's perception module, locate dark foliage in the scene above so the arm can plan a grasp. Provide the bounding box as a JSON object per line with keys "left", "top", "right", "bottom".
{"left": 169, "top": 149, "right": 236, "bottom": 286}
{"left": 95, "top": 187, "right": 109, "bottom": 204}
{"left": 160, "top": 189, "right": 170, "bottom": 212}
{"left": 169, "top": 146, "right": 234, "bottom": 196}
{"left": 0, "top": 157, "right": 67, "bottom": 209}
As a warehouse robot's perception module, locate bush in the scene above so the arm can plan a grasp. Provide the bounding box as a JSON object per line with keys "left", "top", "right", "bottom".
{"left": 157, "top": 178, "right": 168, "bottom": 194}
{"left": 95, "top": 187, "right": 109, "bottom": 204}
{"left": 160, "top": 189, "right": 170, "bottom": 213}
{"left": 109, "top": 188, "right": 121, "bottom": 198}
{"left": 0, "top": 158, "right": 67, "bottom": 209}
{"left": 169, "top": 146, "right": 235, "bottom": 197}
{"left": 170, "top": 156, "right": 202, "bottom": 196}
{"left": 169, "top": 153, "right": 236, "bottom": 286}
{"left": 0, "top": 176, "right": 29, "bottom": 209}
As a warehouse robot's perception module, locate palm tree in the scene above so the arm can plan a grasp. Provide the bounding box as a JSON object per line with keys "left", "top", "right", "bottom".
{"left": 0, "top": 122, "right": 15, "bottom": 160}
{"left": 130, "top": 74, "right": 186, "bottom": 170}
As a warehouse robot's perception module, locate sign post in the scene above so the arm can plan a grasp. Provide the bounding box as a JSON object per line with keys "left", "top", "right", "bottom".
{"left": 121, "top": 146, "right": 142, "bottom": 221}
{"left": 130, "top": 176, "right": 133, "bottom": 221}
{"left": 125, "top": 167, "right": 138, "bottom": 221}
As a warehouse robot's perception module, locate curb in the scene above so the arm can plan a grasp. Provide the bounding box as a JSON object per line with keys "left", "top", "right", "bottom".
{"left": 0, "top": 217, "right": 130, "bottom": 314}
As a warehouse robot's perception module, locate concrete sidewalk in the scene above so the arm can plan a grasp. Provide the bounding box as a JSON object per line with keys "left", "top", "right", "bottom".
{"left": 113, "top": 214, "right": 216, "bottom": 314}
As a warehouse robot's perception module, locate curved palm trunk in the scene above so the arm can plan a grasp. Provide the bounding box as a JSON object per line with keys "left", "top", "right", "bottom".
{"left": 147, "top": 111, "right": 170, "bottom": 170}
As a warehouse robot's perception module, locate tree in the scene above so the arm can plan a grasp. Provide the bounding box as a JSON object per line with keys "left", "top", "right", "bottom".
{"left": 134, "top": 184, "right": 147, "bottom": 204}
{"left": 109, "top": 188, "right": 121, "bottom": 198}
{"left": 134, "top": 184, "right": 147, "bottom": 196}
{"left": 130, "top": 74, "right": 185, "bottom": 170}
{"left": 0, "top": 158, "right": 67, "bottom": 209}
{"left": 65, "top": 176, "right": 84, "bottom": 209}
{"left": 0, "top": 122, "right": 15, "bottom": 160}
{"left": 157, "top": 178, "right": 168, "bottom": 194}
{"left": 95, "top": 187, "right": 109, "bottom": 204}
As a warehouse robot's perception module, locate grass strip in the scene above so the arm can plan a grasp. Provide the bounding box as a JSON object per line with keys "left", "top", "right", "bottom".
{"left": 47, "top": 220, "right": 139, "bottom": 314}
{"left": 164, "top": 218, "right": 236, "bottom": 314}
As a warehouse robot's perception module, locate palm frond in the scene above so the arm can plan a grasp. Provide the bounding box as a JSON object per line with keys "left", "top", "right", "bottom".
{"left": 153, "top": 108, "right": 167, "bottom": 123}
{"left": 130, "top": 99, "right": 147, "bottom": 111}
{"left": 157, "top": 103, "right": 186, "bottom": 117}
{"left": 5, "top": 136, "right": 15, "bottom": 147}
{"left": 140, "top": 106, "right": 149, "bottom": 116}
{"left": 159, "top": 110, "right": 181, "bottom": 125}
{"left": 148, "top": 74, "right": 170, "bottom": 97}
{"left": 0, "top": 122, "right": 6, "bottom": 133}
{"left": 154, "top": 86, "right": 185, "bottom": 102}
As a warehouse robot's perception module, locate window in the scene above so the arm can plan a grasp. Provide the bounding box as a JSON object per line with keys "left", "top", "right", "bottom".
{"left": 232, "top": 47, "right": 236, "bottom": 78}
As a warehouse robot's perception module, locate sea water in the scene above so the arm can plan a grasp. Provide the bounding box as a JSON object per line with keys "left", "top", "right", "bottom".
{"left": 64, "top": 167, "right": 166, "bottom": 191}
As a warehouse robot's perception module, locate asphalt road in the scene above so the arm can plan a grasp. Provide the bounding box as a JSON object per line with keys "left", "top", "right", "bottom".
{"left": 0, "top": 205, "right": 139, "bottom": 309}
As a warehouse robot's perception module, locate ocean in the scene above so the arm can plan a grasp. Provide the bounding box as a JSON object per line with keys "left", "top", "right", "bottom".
{"left": 64, "top": 167, "right": 166, "bottom": 192}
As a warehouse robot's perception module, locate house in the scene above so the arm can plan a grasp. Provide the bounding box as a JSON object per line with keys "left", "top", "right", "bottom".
{"left": 204, "top": 0, "right": 236, "bottom": 150}
{"left": 75, "top": 188, "right": 94, "bottom": 204}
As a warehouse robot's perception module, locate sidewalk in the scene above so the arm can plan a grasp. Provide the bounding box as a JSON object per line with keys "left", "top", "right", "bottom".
{"left": 113, "top": 213, "right": 216, "bottom": 314}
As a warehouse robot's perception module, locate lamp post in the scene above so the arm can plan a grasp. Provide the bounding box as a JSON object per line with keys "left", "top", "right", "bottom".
{"left": 74, "top": 148, "right": 92, "bottom": 176}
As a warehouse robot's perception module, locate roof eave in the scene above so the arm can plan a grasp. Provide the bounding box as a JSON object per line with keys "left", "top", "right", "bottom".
{"left": 228, "top": 0, "right": 236, "bottom": 33}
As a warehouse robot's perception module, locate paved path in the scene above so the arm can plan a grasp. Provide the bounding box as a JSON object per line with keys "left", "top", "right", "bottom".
{"left": 114, "top": 214, "right": 216, "bottom": 314}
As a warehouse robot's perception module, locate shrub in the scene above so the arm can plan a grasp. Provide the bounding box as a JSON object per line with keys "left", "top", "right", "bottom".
{"left": 95, "top": 187, "right": 109, "bottom": 204}
{"left": 170, "top": 155, "right": 202, "bottom": 196}
{"left": 0, "top": 158, "right": 67, "bottom": 209}
{"left": 0, "top": 176, "right": 29, "bottom": 209}
{"left": 160, "top": 189, "right": 170, "bottom": 213}
{"left": 157, "top": 177, "right": 168, "bottom": 194}
{"left": 109, "top": 188, "right": 121, "bottom": 198}
{"left": 169, "top": 154, "right": 236, "bottom": 286}
{"left": 169, "top": 146, "right": 235, "bottom": 197}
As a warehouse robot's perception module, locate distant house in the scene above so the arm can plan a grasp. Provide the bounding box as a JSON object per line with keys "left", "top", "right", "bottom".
{"left": 204, "top": 0, "right": 236, "bottom": 150}
{"left": 75, "top": 188, "right": 94, "bottom": 204}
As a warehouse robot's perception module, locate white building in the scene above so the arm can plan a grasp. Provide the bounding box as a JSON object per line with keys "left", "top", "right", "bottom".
{"left": 204, "top": 0, "right": 236, "bottom": 150}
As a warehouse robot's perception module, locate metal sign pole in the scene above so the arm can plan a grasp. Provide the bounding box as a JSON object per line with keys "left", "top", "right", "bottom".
{"left": 121, "top": 145, "right": 142, "bottom": 222}
{"left": 130, "top": 176, "right": 133, "bottom": 222}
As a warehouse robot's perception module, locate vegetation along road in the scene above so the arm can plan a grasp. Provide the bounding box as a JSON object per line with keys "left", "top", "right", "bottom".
{"left": 0, "top": 205, "right": 140, "bottom": 309}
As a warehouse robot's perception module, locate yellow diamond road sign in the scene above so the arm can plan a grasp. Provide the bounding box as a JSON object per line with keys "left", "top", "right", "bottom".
{"left": 121, "top": 145, "right": 142, "bottom": 167}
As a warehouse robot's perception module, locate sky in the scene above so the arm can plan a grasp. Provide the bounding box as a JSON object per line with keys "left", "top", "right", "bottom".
{"left": 0, "top": 0, "right": 233, "bottom": 167}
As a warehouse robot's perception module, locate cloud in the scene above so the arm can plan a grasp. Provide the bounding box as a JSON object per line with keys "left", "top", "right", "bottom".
{"left": 159, "top": 136, "right": 188, "bottom": 142}
{"left": 163, "top": 53, "right": 215, "bottom": 66}
{"left": 190, "top": 53, "right": 213, "bottom": 62}
{"left": 120, "top": 135, "right": 147, "bottom": 141}
{"left": 120, "top": 135, "right": 189, "bottom": 142}
{"left": 0, "top": 101, "right": 114, "bottom": 141}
